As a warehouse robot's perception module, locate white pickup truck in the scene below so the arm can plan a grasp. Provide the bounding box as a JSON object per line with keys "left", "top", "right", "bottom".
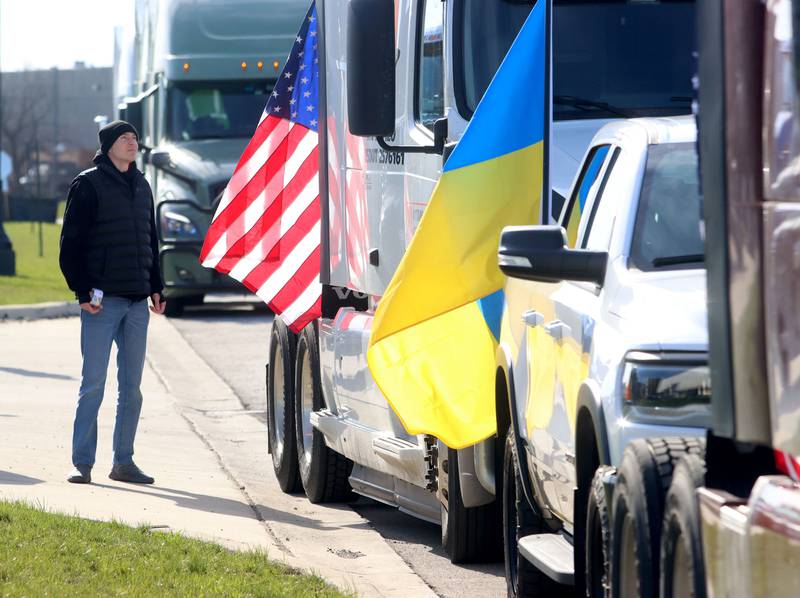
{"left": 496, "top": 116, "right": 710, "bottom": 596}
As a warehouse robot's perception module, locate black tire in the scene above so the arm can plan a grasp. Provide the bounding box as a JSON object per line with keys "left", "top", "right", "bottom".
{"left": 163, "top": 297, "right": 184, "bottom": 317}
{"left": 294, "top": 323, "right": 354, "bottom": 503}
{"left": 502, "top": 428, "right": 570, "bottom": 598}
{"left": 266, "top": 319, "right": 301, "bottom": 493}
{"left": 659, "top": 454, "right": 707, "bottom": 598}
{"left": 441, "top": 446, "right": 502, "bottom": 564}
{"left": 585, "top": 466, "right": 614, "bottom": 598}
{"left": 610, "top": 438, "right": 705, "bottom": 598}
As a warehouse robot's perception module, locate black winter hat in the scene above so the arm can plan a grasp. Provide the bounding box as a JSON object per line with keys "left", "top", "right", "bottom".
{"left": 99, "top": 120, "right": 139, "bottom": 155}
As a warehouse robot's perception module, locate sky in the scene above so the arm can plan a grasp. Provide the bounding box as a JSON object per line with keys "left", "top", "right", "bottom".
{"left": 0, "top": 0, "right": 133, "bottom": 72}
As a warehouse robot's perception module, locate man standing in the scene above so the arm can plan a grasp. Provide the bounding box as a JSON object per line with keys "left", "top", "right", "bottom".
{"left": 59, "top": 120, "right": 166, "bottom": 484}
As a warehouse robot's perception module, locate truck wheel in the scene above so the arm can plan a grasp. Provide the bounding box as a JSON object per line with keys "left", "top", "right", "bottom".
{"left": 659, "top": 454, "right": 707, "bottom": 598}
{"left": 266, "top": 319, "right": 300, "bottom": 493}
{"left": 294, "top": 323, "right": 354, "bottom": 503}
{"left": 503, "top": 428, "right": 569, "bottom": 597}
{"left": 585, "top": 465, "right": 614, "bottom": 598}
{"left": 441, "top": 446, "right": 502, "bottom": 564}
{"left": 610, "top": 438, "right": 705, "bottom": 598}
{"left": 164, "top": 297, "right": 184, "bottom": 317}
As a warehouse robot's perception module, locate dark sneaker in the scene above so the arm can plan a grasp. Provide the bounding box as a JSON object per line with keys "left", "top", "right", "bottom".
{"left": 109, "top": 463, "right": 155, "bottom": 485}
{"left": 67, "top": 465, "right": 92, "bottom": 484}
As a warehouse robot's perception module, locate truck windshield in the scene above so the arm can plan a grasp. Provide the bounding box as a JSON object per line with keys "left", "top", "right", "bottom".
{"left": 629, "top": 143, "right": 704, "bottom": 271}
{"left": 167, "top": 81, "right": 273, "bottom": 141}
{"left": 457, "top": 0, "right": 695, "bottom": 120}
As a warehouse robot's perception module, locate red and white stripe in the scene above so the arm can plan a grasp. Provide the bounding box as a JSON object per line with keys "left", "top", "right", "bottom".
{"left": 200, "top": 114, "right": 322, "bottom": 332}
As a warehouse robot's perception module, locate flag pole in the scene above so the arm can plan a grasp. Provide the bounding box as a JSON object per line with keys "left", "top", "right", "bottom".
{"left": 317, "top": 0, "right": 331, "bottom": 287}
{"left": 543, "top": 0, "right": 552, "bottom": 225}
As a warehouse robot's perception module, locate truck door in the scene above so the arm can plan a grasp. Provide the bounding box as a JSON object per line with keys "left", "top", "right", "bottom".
{"left": 548, "top": 144, "right": 619, "bottom": 524}
{"left": 520, "top": 143, "right": 615, "bottom": 522}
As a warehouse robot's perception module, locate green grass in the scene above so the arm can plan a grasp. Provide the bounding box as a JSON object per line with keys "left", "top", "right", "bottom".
{"left": 0, "top": 221, "right": 74, "bottom": 305}
{"left": 0, "top": 501, "right": 349, "bottom": 597}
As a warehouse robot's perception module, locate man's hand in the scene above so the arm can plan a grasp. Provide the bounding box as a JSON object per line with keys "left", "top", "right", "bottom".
{"left": 150, "top": 293, "right": 166, "bottom": 315}
{"left": 79, "top": 302, "right": 102, "bottom": 314}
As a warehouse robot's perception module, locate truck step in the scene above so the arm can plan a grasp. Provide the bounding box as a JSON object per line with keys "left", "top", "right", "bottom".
{"left": 372, "top": 436, "right": 424, "bottom": 467}
{"left": 518, "top": 533, "right": 575, "bottom": 586}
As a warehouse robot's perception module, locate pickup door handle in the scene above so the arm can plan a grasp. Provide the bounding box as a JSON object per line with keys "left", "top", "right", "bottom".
{"left": 544, "top": 320, "right": 571, "bottom": 341}
{"left": 522, "top": 310, "right": 544, "bottom": 327}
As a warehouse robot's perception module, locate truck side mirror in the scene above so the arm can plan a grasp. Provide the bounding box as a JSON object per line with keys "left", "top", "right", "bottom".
{"left": 498, "top": 225, "right": 608, "bottom": 286}
{"left": 347, "top": 0, "right": 395, "bottom": 137}
{"left": 122, "top": 97, "right": 144, "bottom": 139}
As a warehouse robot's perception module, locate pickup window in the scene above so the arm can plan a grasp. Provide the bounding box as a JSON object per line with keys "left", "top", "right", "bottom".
{"left": 561, "top": 144, "right": 611, "bottom": 247}
{"left": 455, "top": 0, "right": 696, "bottom": 121}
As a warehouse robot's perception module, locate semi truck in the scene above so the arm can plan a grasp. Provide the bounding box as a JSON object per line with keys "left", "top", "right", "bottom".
{"left": 267, "top": 0, "right": 697, "bottom": 565}
{"left": 117, "top": 0, "right": 309, "bottom": 316}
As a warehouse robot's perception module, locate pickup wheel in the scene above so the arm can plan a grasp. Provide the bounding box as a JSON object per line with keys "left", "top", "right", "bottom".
{"left": 585, "top": 465, "right": 614, "bottom": 598}
{"left": 294, "top": 323, "right": 354, "bottom": 503}
{"left": 503, "top": 428, "right": 570, "bottom": 597}
{"left": 441, "top": 446, "right": 502, "bottom": 564}
{"left": 659, "top": 454, "right": 707, "bottom": 598}
{"left": 266, "top": 319, "right": 300, "bottom": 493}
{"left": 610, "top": 438, "right": 705, "bottom": 598}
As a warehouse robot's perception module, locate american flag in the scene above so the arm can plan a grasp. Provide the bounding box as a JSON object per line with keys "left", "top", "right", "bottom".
{"left": 200, "top": 3, "right": 321, "bottom": 332}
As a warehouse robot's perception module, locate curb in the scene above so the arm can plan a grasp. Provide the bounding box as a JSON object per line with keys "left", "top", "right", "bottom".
{"left": 0, "top": 301, "right": 80, "bottom": 321}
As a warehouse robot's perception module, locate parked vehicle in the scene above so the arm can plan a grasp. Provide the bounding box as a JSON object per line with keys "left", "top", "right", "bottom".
{"left": 267, "top": 0, "right": 697, "bottom": 566}
{"left": 117, "top": 0, "right": 309, "bottom": 316}
{"left": 659, "top": 1, "right": 800, "bottom": 596}
{"left": 497, "top": 116, "right": 709, "bottom": 596}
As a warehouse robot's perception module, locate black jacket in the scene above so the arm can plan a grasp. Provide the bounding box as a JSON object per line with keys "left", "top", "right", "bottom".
{"left": 59, "top": 154, "right": 163, "bottom": 303}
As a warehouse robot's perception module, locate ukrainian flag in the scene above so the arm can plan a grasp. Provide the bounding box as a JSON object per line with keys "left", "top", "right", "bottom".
{"left": 367, "top": 2, "right": 548, "bottom": 449}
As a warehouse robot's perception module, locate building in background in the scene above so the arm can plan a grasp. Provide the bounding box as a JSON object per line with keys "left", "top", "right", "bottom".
{"left": 0, "top": 64, "right": 112, "bottom": 199}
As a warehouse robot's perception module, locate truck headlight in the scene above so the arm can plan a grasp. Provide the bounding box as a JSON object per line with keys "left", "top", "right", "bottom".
{"left": 621, "top": 352, "right": 711, "bottom": 427}
{"left": 160, "top": 210, "right": 199, "bottom": 239}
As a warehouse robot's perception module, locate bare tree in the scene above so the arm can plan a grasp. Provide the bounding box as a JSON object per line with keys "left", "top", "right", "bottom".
{"left": 0, "top": 71, "right": 53, "bottom": 197}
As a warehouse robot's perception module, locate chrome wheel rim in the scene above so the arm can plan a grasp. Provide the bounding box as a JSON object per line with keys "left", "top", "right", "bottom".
{"left": 299, "top": 346, "right": 315, "bottom": 475}
{"left": 270, "top": 348, "right": 285, "bottom": 460}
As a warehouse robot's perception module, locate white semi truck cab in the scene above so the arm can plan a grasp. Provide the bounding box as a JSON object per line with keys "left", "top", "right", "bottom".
{"left": 117, "top": 0, "right": 309, "bottom": 316}
{"left": 268, "top": 0, "right": 698, "bottom": 565}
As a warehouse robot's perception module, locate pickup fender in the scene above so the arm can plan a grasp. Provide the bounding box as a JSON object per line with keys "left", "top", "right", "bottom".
{"left": 496, "top": 342, "right": 553, "bottom": 519}
{"left": 575, "top": 380, "right": 611, "bottom": 470}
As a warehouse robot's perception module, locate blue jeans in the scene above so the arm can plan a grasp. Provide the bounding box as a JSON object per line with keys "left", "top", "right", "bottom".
{"left": 72, "top": 296, "right": 150, "bottom": 467}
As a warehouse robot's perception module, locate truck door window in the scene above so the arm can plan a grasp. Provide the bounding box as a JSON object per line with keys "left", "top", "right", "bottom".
{"left": 560, "top": 144, "right": 610, "bottom": 247}
{"left": 168, "top": 81, "right": 272, "bottom": 141}
{"left": 582, "top": 148, "right": 620, "bottom": 251}
{"left": 416, "top": 0, "right": 444, "bottom": 129}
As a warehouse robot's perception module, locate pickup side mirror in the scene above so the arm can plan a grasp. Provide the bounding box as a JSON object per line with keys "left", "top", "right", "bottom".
{"left": 347, "top": 0, "right": 395, "bottom": 137}
{"left": 498, "top": 225, "right": 608, "bottom": 286}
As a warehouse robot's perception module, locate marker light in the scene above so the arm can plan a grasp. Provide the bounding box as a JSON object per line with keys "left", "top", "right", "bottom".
{"left": 273, "top": 60, "right": 280, "bottom": 70}
{"left": 182, "top": 62, "right": 190, "bottom": 72}
{"left": 241, "top": 61, "right": 248, "bottom": 71}
{"left": 257, "top": 60, "right": 264, "bottom": 71}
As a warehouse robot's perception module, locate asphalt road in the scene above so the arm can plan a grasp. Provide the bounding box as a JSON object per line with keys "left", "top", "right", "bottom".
{"left": 168, "top": 296, "right": 506, "bottom": 598}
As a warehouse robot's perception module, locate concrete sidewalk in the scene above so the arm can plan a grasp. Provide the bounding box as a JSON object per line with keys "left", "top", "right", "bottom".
{"left": 0, "top": 316, "right": 435, "bottom": 597}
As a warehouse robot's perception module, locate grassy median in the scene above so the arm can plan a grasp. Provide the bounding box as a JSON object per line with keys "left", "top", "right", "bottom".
{"left": 0, "top": 221, "right": 74, "bottom": 305}
{"left": 0, "top": 501, "right": 348, "bottom": 597}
